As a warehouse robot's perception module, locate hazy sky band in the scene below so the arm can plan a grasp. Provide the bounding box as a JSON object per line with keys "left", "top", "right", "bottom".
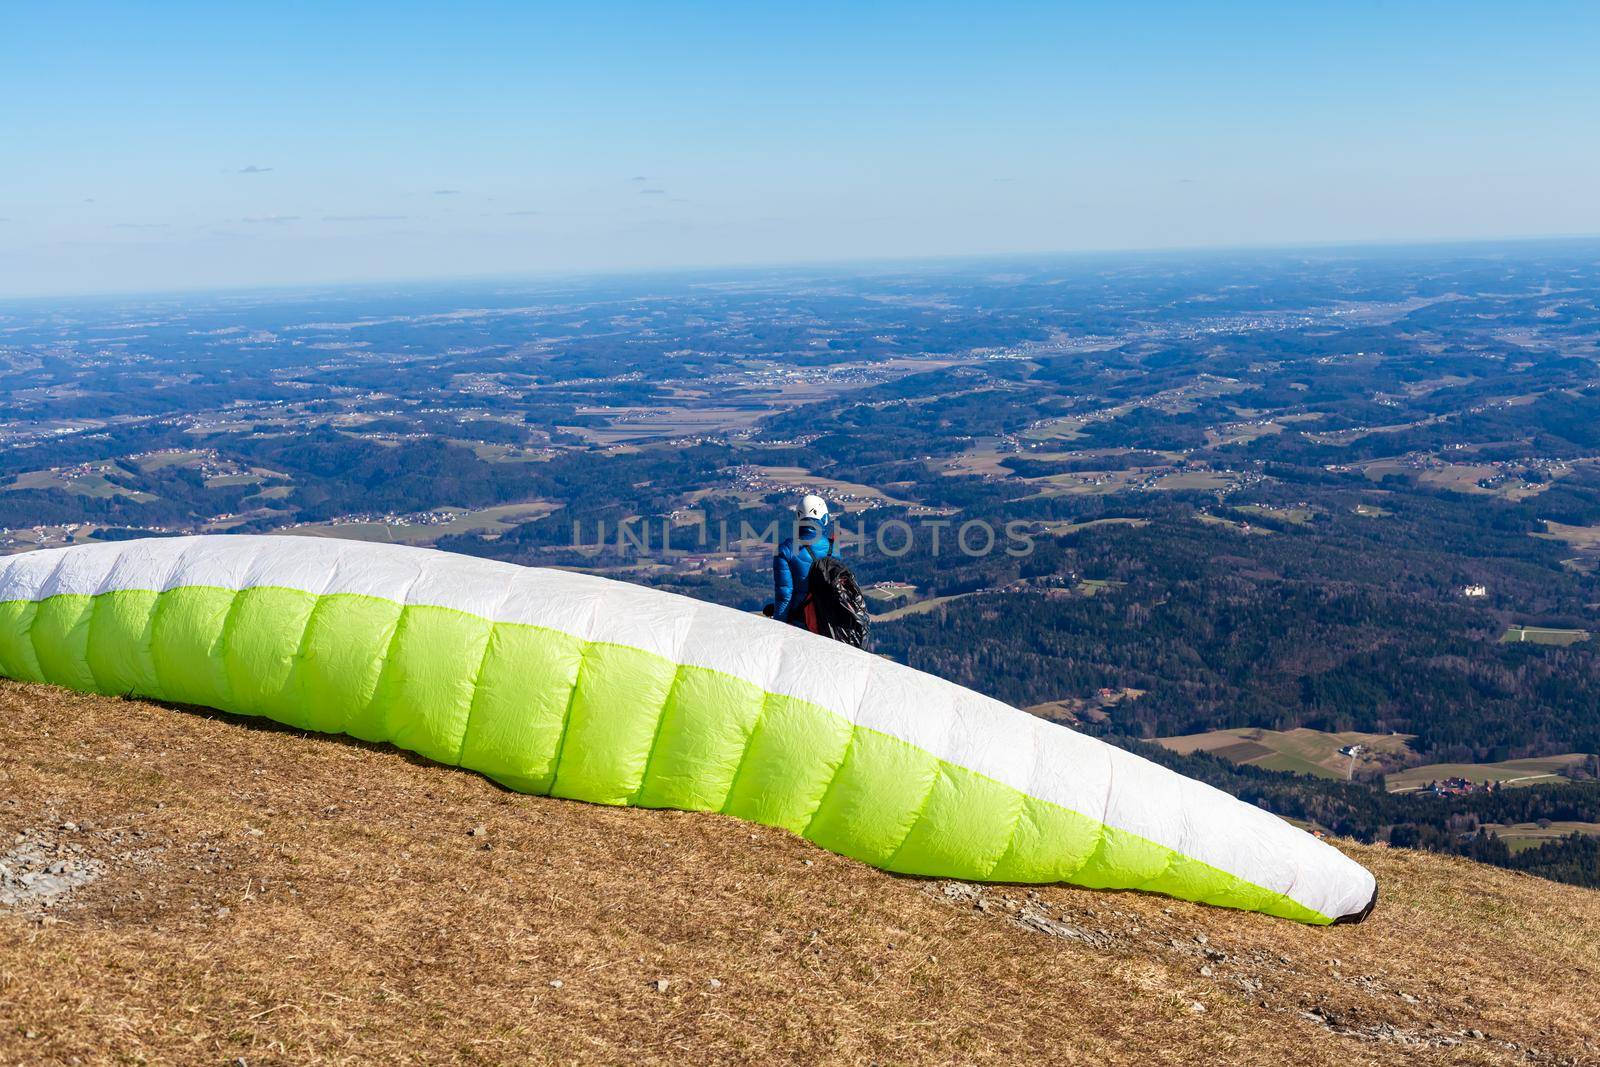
{"left": 4, "top": 0, "right": 1598, "bottom": 297}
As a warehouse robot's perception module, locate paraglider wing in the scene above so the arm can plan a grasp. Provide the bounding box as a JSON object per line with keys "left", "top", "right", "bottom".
{"left": 0, "top": 536, "right": 1376, "bottom": 923}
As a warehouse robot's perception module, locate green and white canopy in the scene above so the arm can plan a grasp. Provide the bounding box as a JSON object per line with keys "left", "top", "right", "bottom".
{"left": 0, "top": 536, "right": 1376, "bottom": 923}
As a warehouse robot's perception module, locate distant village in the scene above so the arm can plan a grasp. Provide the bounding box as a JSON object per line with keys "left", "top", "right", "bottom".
{"left": 1417, "top": 776, "right": 1504, "bottom": 798}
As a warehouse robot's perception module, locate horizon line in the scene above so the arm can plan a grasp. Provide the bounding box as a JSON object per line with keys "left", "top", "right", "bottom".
{"left": 5, "top": 230, "right": 1599, "bottom": 307}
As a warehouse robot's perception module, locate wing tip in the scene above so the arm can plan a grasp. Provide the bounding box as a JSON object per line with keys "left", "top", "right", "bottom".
{"left": 1331, "top": 883, "right": 1378, "bottom": 925}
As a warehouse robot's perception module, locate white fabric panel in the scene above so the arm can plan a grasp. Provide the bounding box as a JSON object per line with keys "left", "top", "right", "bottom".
{"left": 1101, "top": 742, "right": 1191, "bottom": 847}
{"left": 499, "top": 568, "right": 606, "bottom": 641}
{"left": 768, "top": 626, "right": 876, "bottom": 726}
{"left": 238, "top": 536, "right": 347, "bottom": 594}
{"left": 321, "top": 540, "right": 425, "bottom": 601}
{"left": 1175, "top": 781, "right": 1276, "bottom": 880}
{"left": 0, "top": 545, "right": 67, "bottom": 601}
{"left": 35, "top": 541, "right": 120, "bottom": 599}
{"left": 0, "top": 535, "right": 1375, "bottom": 918}
{"left": 402, "top": 550, "right": 521, "bottom": 616}
{"left": 165, "top": 536, "right": 265, "bottom": 592}
{"left": 854, "top": 655, "right": 958, "bottom": 757}
{"left": 673, "top": 593, "right": 797, "bottom": 692}
{"left": 101, "top": 536, "right": 197, "bottom": 595}
{"left": 1025, "top": 710, "right": 1116, "bottom": 827}
{"left": 563, "top": 572, "right": 702, "bottom": 662}
{"left": 943, "top": 687, "right": 1041, "bottom": 797}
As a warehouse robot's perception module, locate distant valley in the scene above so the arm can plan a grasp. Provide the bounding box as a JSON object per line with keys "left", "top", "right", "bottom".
{"left": 5, "top": 241, "right": 1600, "bottom": 887}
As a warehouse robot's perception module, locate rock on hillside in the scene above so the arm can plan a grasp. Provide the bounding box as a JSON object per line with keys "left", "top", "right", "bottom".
{"left": 2, "top": 679, "right": 1598, "bottom": 1065}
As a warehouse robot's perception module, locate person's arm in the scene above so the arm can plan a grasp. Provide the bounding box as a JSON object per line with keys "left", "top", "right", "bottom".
{"left": 772, "top": 550, "right": 794, "bottom": 621}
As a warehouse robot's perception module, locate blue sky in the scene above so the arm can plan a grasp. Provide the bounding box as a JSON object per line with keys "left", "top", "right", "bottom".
{"left": 4, "top": 1, "right": 1598, "bottom": 296}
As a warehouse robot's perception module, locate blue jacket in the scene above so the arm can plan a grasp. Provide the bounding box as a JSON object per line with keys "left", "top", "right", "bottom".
{"left": 773, "top": 518, "right": 834, "bottom": 625}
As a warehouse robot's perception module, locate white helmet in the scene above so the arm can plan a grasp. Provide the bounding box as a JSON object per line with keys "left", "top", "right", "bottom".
{"left": 798, "top": 494, "right": 829, "bottom": 522}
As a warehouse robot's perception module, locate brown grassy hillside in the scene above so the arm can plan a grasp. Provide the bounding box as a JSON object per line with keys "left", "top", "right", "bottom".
{"left": 3, "top": 679, "right": 1598, "bottom": 1066}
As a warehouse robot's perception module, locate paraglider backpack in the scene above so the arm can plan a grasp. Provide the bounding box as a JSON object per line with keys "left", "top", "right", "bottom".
{"left": 797, "top": 546, "right": 870, "bottom": 649}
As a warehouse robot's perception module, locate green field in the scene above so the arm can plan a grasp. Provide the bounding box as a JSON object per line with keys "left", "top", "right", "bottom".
{"left": 131, "top": 449, "right": 208, "bottom": 471}
{"left": 1386, "top": 753, "right": 1592, "bottom": 793}
{"left": 1195, "top": 512, "right": 1273, "bottom": 535}
{"left": 1152, "top": 470, "right": 1238, "bottom": 492}
{"left": 1157, "top": 727, "right": 1415, "bottom": 780}
{"left": 1501, "top": 626, "right": 1592, "bottom": 646}
{"left": 1204, "top": 421, "right": 1286, "bottom": 448}
{"left": 1075, "top": 578, "right": 1127, "bottom": 597}
{"left": 1027, "top": 469, "right": 1149, "bottom": 497}
{"left": 872, "top": 591, "right": 974, "bottom": 621}
{"left": 1482, "top": 821, "right": 1600, "bottom": 854}
{"left": 863, "top": 582, "right": 917, "bottom": 612}
{"left": 1033, "top": 517, "right": 1150, "bottom": 537}
{"left": 1535, "top": 519, "right": 1600, "bottom": 546}
{"left": 287, "top": 501, "right": 559, "bottom": 546}
{"left": 5, "top": 467, "right": 157, "bottom": 503}
{"left": 562, "top": 406, "right": 770, "bottom": 445}
{"left": 1234, "top": 504, "right": 1315, "bottom": 525}
{"left": 1018, "top": 416, "right": 1087, "bottom": 442}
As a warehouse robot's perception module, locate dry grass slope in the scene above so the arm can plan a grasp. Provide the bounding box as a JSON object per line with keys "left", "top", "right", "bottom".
{"left": 3, "top": 680, "right": 1599, "bottom": 1066}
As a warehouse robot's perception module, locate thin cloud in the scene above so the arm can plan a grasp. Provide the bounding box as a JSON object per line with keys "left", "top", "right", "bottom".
{"left": 630, "top": 175, "right": 649, "bottom": 182}
{"left": 240, "top": 214, "right": 301, "bottom": 224}
{"left": 1177, "top": 177, "right": 1199, "bottom": 184}
{"left": 433, "top": 188, "right": 462, "bottom": 195}
{"left": 504, "top": 210, "right": 541, "bottom": 216}
{"left": 639, "top": 188, "right": 666, "bottom": 195}
{"left": 237, "top": 165, "right": 274, "bottom": 174}
{"left": 323, "top": 214, "right": 409, "bottom": 222}
{"left": 112, "top": 222, "right": 170, "bottom": 230}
